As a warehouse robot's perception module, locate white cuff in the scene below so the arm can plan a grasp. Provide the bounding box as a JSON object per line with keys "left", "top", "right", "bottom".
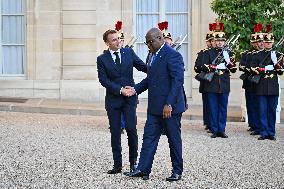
{"left": 223, "top": 50, "right": 230, "bottom": 63}
{"left": 271, "top": 51, "right": 277, "bottom": 64}
{"left": 216, "top": 63, "right": 226, "bottom": 69}
{"left": 265, "top": 65, "right": 274, "bottom": 71}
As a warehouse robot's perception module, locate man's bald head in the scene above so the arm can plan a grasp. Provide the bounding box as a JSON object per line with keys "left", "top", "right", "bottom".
{"left": 146, "top": 28, "right": 163, "bottom": 38}
{"left": 145, "top": 27, "right": 164, "bottom": 53}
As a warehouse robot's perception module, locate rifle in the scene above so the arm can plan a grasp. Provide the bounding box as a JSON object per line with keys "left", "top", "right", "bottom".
{"left": 175, "top": 35, "right": 187, "bottom": 51}
{"left": 124, "top": 36, "right": 134, "bottom": 48}
{"left": 277, "top": 54, "right": 283, "bottom": 65}
{"left": 128, "top": 38, "right": 138, "bottom": 49}
{"left": 125, "top": 37, "right": 139, "bottom": 49}
{"left": 258, "top": 36, "right": 284, "bottom": 65}
{"left": 248, "top": 36, "right": 284, "bottom": 84}
{"left": 211, "top": 34, "right": 240, "bottom": 65}
{"left": 171, "top": 35, "right": 181, "bottom": 48}
{"left": 197, "top": 34, "right": 240, "bottom": 82}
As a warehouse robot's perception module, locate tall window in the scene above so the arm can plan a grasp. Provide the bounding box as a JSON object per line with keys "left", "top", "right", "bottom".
{"left": 0, "top": 0, "right": 25, "bottom": 75}
{"left": 135, "top": 0, "right": 189, "bottom": 69}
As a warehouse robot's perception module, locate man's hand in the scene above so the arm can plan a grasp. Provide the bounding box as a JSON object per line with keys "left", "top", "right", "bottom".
{"left": 121, "top": 86, "right": 136, "bottom": 97}
{"left": 227, "top": 62, "right": 237, "bottom": 73}
{"left": 163, "top": 104, "right": 172, "bottom": 119}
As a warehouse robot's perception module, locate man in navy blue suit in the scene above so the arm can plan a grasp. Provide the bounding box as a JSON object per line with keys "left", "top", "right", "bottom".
{"left": 97, "top": 29, "right": 147, "bottom": 174}
{"left": 125, "top": 28, "right": 187, "bottom": 181}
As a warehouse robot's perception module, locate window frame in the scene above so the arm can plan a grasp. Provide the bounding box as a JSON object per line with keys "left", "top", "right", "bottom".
{"left": 133, "top": 0, "right": 191, "bottom": 71}
{"left": 0, "top": 0, "right": 26, "bottom": 78}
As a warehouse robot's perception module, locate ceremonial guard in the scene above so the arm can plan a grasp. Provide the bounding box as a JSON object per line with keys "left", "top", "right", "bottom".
{"left": 158, "top": 21, "right": 174, "bottom": 46}
{"left": 239, "top": 23, "right": 264, "bottom": 135}
{"left": 250, "top": 24, "right": 284, "bottom": 140}
{"left": 194, "top": 23, "right": 214, "bottom": 132}
{"left": 201, "top": 22, "right": 237, "bottom": 138}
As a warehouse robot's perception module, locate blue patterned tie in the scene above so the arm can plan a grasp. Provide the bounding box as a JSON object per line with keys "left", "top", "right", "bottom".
{"left": 150, "top": 53, "right": 156, "bottom": 66}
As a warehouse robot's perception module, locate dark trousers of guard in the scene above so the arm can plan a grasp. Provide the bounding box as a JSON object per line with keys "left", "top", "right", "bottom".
{"left": 256, "top": 95, "right": 278, "bottom": 138}
{"left": 207, "top": 92, "right": 229, "bottom": 134}
{"left": 202, "top": 92, "right": 210, "bottom": 128}
{"left": 245, "top": 91, "right": 259, "bottom": 132}
{"left": 107, "top": 106, "right": 138, "bottom": 168}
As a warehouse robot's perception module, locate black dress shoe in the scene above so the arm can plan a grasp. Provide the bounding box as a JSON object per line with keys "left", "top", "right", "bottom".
{"left": 204, "top": 126, "right": 209, "bottom": 130}
{"left": 126, "top": 169, "right": 149, "bottom": 180}
{"left": 267, "top": 136, "right": 276, "bottom": 140}
{"left": 250, "top": 131, "right": 260, "bottom": 135}
{"left": 107, "top": 167, "right": 122, "bottom": 174}
{"left": 141, "top": 175, "right": 150, "bottom": 180}
{"left": 219, "top": 133, "right": 228, "bottom": 138}
{"left": 123, "top": 164, "right": 137, "bottom": 175}
{"left": 258, "top": 136, "right": 266, "bottom": 140}
{"left": 130, "top": 164, "right": 137, "bottom": 172}
{"left": 166, "top": 173, "right": 182, "bottom": 182}
{"left": 211, "top": 133, "right": 218, "bottom": 138}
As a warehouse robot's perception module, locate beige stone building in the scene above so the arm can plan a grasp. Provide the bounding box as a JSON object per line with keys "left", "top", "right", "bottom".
{"left": 0, "top": 0, "right": 282, "bottom": 111}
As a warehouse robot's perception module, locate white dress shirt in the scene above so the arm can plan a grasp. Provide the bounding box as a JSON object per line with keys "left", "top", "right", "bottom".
{"left": 109, "top": 49, "right": 121, "bottom": 64}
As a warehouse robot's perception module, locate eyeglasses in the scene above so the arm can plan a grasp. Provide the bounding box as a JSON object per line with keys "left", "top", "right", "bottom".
{"left": 144, "top": 40, "right": 154, "bottom": 46}
{"left": 144, "top": 36, "right": 161, "bottom": 46}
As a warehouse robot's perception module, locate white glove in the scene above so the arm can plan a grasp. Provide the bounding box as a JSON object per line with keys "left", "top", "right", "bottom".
{"left": 271, "top": 51, "right": 277, "bottom": 64}
{"left": 223, "top": 50, "right": 230, "bottom": 63}
{"left": 265, "top": 65, "right": 274, "bottom": 71}
{"left": 216, "top": 63, "right": 226, "bottom": 69}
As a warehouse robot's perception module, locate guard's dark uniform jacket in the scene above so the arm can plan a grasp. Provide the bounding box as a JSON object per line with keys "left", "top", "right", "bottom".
{"left": 239, "top": 49, "right": 257, "bottom": 92}
{"left": 201, "top": 48, "right": 236, "bottom": 93}
{"left": 194, "top": 48, "right": 210, "bottom": 127}
{"left": 194, "top": 48, "right": 209, "bottom": 93}
{"left": 251, "top": 50, "right": 284, "bottom": 96}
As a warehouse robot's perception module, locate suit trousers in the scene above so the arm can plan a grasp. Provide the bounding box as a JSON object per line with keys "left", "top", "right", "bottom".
{"left": 121, "top": 113, "right": 126, "bottom": 129}
{"left": 257, "top": 95, "right": 278, "bottom": 137}
{"left": 107, "top": 100, "right": 138, "bottom": 167}
{"left": 137, "top": 113, "right": 183, "bottom": 175}
{"left": 207, "top": 92, "right": 229, "bottom": 134}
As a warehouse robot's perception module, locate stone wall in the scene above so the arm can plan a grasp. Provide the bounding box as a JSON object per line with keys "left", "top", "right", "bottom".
{"left": 0, "top": 0, "right": 283, "bottom": 108}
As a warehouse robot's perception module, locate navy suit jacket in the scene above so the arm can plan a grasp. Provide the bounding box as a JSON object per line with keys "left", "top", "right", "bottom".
{"left": 97, "top": 48, "right": 147, "bottom": 109}
{"left": 134, "top": 44, "right": 187, "bottom": 115}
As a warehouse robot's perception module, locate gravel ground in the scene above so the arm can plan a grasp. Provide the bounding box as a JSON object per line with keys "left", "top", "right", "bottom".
{"left": 0, "top": 111, "right": 283, "bottom": 189}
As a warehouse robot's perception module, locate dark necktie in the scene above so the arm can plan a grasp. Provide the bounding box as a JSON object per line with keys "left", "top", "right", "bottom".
{"left": 113, "top": 52, "right": 120, "bottom": 65}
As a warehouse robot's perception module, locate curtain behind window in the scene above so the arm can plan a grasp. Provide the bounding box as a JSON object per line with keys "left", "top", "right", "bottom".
{"left": 166, "top": 0, "right": 188, "bottom": 69}
{"left": 136, "top": 0, "right": 159, "bottom": 63}
{"left": 1, "top": 0, "right": 25, "bottom": 75}
{"left": 136, "top": 0, "right": 188, "bottom": 69}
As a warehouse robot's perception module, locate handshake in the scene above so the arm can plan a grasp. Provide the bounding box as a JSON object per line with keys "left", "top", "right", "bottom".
{"left": 121, "top": 86, "right": 136, "bottom": 97}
